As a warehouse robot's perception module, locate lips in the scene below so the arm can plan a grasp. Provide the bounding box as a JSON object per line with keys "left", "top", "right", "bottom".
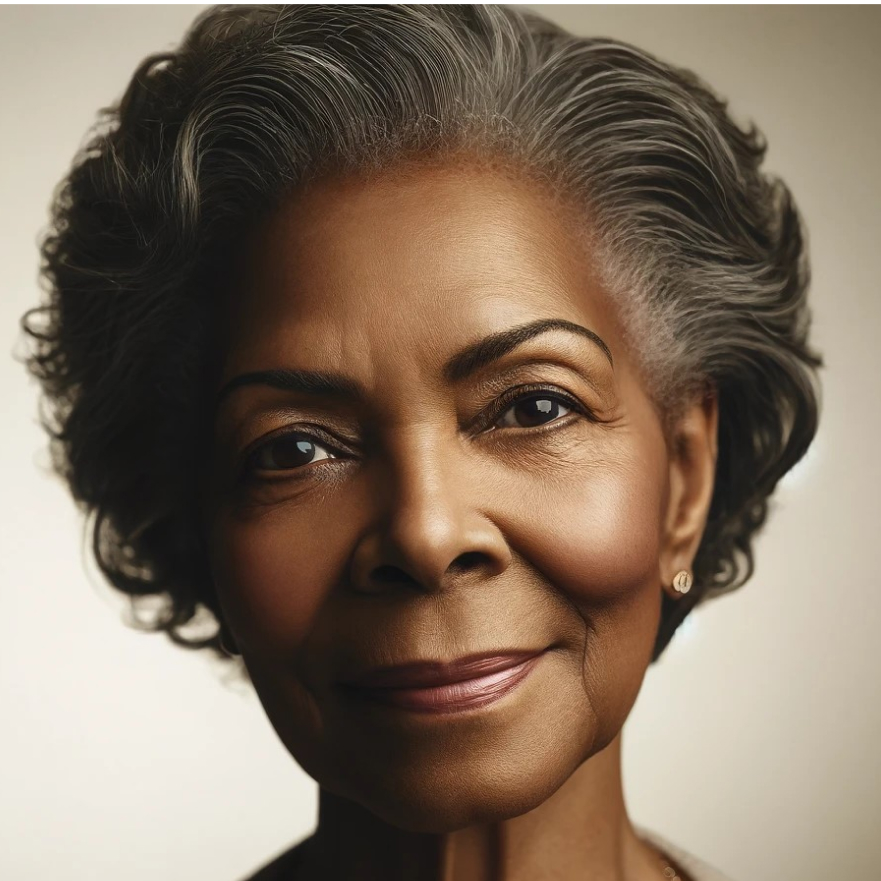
{"left": 340, "top": 649, "right": 547, "bottom": 689}
{"left": 338, "top": 649, "right": 548, "bottom": 714}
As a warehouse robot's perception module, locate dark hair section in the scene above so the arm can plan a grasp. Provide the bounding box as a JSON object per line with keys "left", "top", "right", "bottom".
{"left": 18, "top": 4, "right": 822, "bottom": 669}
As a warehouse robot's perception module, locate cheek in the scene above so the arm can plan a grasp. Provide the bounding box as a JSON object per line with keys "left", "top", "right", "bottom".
{"left": 507, "top": 432, "right": 669, "bottom": 738}
{"left": 517, "top": 452, "right": 666, "bottom": 607}
{"left": 208, "top": 500, "right": 352, "bottom": 654}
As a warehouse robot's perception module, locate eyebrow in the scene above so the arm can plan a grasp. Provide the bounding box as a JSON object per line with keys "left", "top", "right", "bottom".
{"left": 214, "top": 317, "right": 613, "bottom": 412}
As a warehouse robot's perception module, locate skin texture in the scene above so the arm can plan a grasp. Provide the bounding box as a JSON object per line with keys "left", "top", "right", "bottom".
{"left": 203, "top": 158, "right": 719, "bottom": 881}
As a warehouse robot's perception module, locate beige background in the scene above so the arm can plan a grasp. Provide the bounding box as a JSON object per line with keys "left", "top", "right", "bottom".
{"left": 2, "top": 4, "right": 879, "bottom": 880}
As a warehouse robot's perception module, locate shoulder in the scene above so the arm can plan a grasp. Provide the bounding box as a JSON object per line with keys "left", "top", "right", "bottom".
{"left": 236, "top": 838, "right": 312, "bottom": 881}
{"left": 635, "top": 825, "right": 737, "bottom": 881}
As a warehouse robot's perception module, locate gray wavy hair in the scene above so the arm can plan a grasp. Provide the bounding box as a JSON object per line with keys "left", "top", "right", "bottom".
{"left": 21, "top": 3, "right": 822, "bottom": 667}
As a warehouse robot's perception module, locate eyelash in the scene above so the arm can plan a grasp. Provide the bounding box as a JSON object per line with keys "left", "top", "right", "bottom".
{"left": 238, "top": 383, "right": 594, "bottom": 483}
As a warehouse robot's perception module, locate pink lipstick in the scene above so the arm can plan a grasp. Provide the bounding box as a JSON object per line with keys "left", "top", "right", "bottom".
{"left": 339, "top": 650, "right": 546, "bottom": 714}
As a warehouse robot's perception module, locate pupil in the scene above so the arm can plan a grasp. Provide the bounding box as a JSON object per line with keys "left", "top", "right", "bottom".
{"left": 269, "top": 436, "right": 316, "bottom": 469}
{"left": 518, "top": 397, "right": 558, "bottom": 427}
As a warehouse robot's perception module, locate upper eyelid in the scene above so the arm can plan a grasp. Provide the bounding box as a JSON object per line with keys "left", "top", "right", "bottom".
{"left": 470, "top": 357, "right": 608, "bottom": 401}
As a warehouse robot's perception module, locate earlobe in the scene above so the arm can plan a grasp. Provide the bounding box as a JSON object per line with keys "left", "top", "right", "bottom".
{"left": 659, "top": 384, "right": 719, "bottom": 597}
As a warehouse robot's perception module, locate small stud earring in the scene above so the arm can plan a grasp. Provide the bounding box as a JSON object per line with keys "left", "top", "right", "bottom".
{"left": 672, "top": 569, "right": 693, "bottom": 595}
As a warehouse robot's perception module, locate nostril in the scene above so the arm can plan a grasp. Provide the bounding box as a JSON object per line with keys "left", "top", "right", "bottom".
{"left": 372, "top": 564, "right": 418, "bottom": 585}
{"left": 449, "top": 550, "right": 488, "bottom": 574}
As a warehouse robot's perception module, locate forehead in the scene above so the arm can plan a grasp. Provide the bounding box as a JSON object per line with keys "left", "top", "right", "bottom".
{"left": 219, "top": 160, "right": 620, "bottom": 382}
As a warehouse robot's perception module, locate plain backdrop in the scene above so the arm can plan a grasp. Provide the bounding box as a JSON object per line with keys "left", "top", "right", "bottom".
{"left": 2, "top": 4, "right": 879, "bottom": 880}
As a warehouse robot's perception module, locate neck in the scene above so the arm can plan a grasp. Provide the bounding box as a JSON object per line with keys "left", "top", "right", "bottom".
{"left": 299, "top": 730, "right": 668, "bottom": 881}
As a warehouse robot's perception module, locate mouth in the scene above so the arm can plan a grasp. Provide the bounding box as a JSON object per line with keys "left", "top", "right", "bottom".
{"left": 337, "top": 649, "right": 548, "bottom": 715}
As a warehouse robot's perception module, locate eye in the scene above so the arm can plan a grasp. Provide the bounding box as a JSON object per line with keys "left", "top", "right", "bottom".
{"left": 488, "top": 384, "right": 586, "bottom": 432}
{"left": 243, "top": 430, "right": 339, "bottom": 477}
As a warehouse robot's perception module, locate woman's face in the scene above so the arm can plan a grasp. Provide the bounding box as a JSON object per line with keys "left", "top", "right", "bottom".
{"left": 206, "top": 159, "right": 687, "bottom": 832}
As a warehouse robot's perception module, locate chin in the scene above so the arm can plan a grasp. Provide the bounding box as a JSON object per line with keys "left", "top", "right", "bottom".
{"left": 339, "top": 746, "right": 582, "bottom": 834}
{"left": 357, "top": 784, "right": 555, "bottom": 835}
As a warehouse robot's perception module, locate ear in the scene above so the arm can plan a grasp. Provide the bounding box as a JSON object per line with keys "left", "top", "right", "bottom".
{"left": 659, "top": 383, "right": 719, "bottom": 595}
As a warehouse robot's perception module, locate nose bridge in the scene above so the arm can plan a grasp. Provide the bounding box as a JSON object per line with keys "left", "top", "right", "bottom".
{"left": 351, "top": 418, "right": 510, "bottom": 594}
{"left": 388, "top": 421, "right": 466, "bottom": 547}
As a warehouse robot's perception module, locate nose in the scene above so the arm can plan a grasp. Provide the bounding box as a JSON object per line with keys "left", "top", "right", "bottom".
{"left": 348, "top": 423, "right": 512, "bottom": 596}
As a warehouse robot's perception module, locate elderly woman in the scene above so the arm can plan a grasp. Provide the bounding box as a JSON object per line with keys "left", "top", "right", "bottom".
{"left": 21, "top": 5, "right": 822, "bottom": 881}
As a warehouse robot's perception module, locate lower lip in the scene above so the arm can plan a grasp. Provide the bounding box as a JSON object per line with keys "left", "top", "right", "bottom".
{"left": 341, "top": 653, "right": 546, "bottom": 715}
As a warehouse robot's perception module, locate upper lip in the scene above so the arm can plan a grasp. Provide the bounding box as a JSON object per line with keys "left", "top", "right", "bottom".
{"left": 339, "top": 649, "right": 547, "bottom": 690}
